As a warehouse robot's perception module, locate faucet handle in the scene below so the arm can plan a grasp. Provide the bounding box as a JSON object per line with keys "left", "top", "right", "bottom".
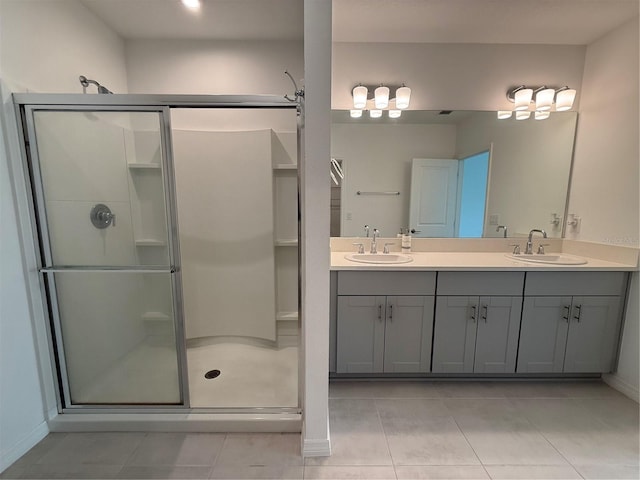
{"left": 383, "top": 242, "right": 394, "bottom": 254}
{"left": 537, "top": 243, "right": 550, "bottom": 254}
{"left": 509, "top": 244, "right": 521, "bottom": 255}
{"left": 352, "top": 242, "right": 365, "bottom": 254}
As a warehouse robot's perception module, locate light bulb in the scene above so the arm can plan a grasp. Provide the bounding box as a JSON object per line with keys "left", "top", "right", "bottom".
{"left": 395, "top": 86, "right": 411, "bottom": 109}
{"left": 555, "top": 88, "right": 576, "bottom": 111}
{"left": 370, "top": 109, "right": 382, "bottom": 118}
{"left": 516, "top": 111, "right": 531, "bottom": 120}
{"left": 514, "top": 88, "right": 533, "bottom": 111}
{"left": 350, "top": 109, "right": 363, "bottom": 118}
{"left": 535, "top": 88, "right": 555, "bottom": 111}
{"left": 497, "top": 110, "right": 512, "bottom": 119}
{"left": 374, "top": 86, "right": 389, "bottom": 109}
{"left": 352, "top": 85, "right": 368, "bottom": 109}
{"left": 389, "top": 109, "right": 401, "bottom": 118}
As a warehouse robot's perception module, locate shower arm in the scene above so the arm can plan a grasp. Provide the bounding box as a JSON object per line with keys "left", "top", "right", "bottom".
{"left": 79, "top": 75, "right": 113, "bottom": 94}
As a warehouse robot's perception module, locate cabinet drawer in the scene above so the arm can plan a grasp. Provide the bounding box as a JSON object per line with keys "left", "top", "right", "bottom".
{"left": 525, "top": 272, "right": 627, "bottom": 296}
{"left": 337, "top": 271, "right": 436, "bottom": 295}
{"left": 437, "top": 272, "right": 524, "bottom": 296}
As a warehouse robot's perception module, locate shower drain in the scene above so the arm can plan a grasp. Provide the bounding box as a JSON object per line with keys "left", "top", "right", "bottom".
{"left": 204, "top": 369, "right": 221, "bottom": 379}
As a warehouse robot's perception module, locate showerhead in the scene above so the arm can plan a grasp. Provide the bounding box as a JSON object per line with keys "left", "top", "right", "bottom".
{"left": 79, "top": 75, "right": 113, "bottom": 94}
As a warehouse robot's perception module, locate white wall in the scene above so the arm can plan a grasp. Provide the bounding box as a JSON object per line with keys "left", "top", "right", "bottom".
{"left": 332, "top": 43, "right": 586, "bottom": 111}
{"left": 331, "top": 123, "right": 456, "bottom": 236}
{"left": 0, "top": 0, "right": 128, "bottom": 94}
{"left": 0, "top": 0, "right": 129, "bottom": 471}
{"left": 568, "top": 17, "right": 640, "bottom": 400}
{"left": 125, "top": 39, "right": 302, "bottom": 95}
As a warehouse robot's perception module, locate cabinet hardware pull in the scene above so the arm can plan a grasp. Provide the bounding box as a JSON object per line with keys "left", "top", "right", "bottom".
{"left": 470, "top": 305, "right": 477, "bottom": 322}
{"left": 388, "top": 304, "right": 393, "bottom": 321}
{"left": 481, "top": 304, "right": 488, "bottom": 322}
{"left": 562, "top": 305, "right": 571, "bottom": 322}
{"left": 378, "top": 305, "right": 382, "bottom": 320}
{"left": 573, "top": 304, "right": 582, "bottom": 322}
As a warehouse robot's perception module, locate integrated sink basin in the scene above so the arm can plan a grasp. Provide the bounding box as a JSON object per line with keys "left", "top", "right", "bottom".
{"left": 345, "top": 253, "right": 414, "bottom": 264}
{"left": 506, "top": 253, "right": 587, "bottom": 265}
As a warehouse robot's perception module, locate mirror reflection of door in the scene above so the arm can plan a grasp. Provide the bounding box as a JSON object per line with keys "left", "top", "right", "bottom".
{"left": 409, "top": 153, "right": 489, "bottom": 238}
{"left": 456, "top": 150, "right": 490, "bottom": 237}
{"left": 409, "top": 158, "right": 459, "bottom": 237}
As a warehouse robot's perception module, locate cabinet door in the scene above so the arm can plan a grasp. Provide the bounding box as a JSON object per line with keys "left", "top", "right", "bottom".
{"left": 336, "top": 296, "right": 385, "bottom": 373}
{"left": 474, "top": 296, "right": 523, "bottom": 373}
{"left": 517, "top": 296, "right": 571, "bottom": 373}
{"left": 383, "top": 296, "right": 434, "bottom": 373}
{"left": 432, "top": 296, "right": 478, "bottom": 373}
{"left": 564, "top": 296, "right": 621, "bottom": 373}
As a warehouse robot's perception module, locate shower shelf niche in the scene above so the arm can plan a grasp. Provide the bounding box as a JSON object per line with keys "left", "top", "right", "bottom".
{"left": 135, "top": 239, "right": 167, "bottom": 247}
{"left": 128, "top": 162, "right": 161, "bottom": 170}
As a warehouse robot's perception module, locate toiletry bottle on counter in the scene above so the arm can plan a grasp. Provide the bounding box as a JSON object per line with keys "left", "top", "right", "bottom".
{"left": 397, "top": 228, "right": 404, "bottom": 238}
{"left": 401, "top": 230, "right": 411, "bottom": 253}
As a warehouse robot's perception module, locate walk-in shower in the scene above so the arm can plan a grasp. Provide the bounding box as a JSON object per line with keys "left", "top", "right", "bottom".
{"left": 14, "top": 94, "right": 300, "bottom": 420}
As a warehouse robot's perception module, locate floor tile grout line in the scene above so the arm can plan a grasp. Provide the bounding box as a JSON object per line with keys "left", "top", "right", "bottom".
{"left": 446, "top": 411, "right": 491, "bottom": 479}
{"left": 373, "top": 397, "right": 400, "bottom": 479}
{"left": 509, "top": 398, "right": 587, "bottom": 479}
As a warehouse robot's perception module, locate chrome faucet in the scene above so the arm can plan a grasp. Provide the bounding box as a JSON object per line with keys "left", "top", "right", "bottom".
{"left": 525, "top": 229, "right": 547, "bottom": 254}
{"left": 496, "top": 225, "right": 508, "bottom": 238}
{"left": 370, "top": 228, "right": 380, "bottom": 254}
{"left": 364, "top": 225, "right": 370, "bottom": 238}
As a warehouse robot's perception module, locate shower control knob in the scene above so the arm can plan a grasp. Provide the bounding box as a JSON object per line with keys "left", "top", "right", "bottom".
{"left": 90, "top": 204, "right": 116, "bottom": 229}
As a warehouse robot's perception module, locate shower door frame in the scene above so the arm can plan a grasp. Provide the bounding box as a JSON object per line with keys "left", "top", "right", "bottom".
{"left": 14, "top": 93, "right": 301, "bottom": 415}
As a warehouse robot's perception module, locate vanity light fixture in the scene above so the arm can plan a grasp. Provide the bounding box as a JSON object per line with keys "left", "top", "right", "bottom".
{"left": 370, "top": 109, "right": 383, "bottom": 118}
{"left": 350, "top": 109, "right": 363, "bottom": 118}
{"left": 350, "top": 83, "right": 411, "bottom": 117}
{"left": 497, "top": 110, "right": 512, "bottom": 119}
{"left": 506, "top": 84, "right": 577, "bottom": 115}
{"left": 181, "top": 0, "right": 201, "bottom": 9}
{"left": 535, "top": 111, "right": 550, "bottom": 120}
{"left": 516, "top": 111, "right": 531, "bottom": 120}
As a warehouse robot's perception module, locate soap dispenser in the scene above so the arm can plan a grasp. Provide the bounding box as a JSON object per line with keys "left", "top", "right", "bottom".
{"left": 401, "top": 228, "right": 412, "bottom": 253}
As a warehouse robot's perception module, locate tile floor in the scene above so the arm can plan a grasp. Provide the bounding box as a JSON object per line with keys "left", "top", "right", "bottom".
{"left": 1, "top": 380, "right": 638, "bottom": 479}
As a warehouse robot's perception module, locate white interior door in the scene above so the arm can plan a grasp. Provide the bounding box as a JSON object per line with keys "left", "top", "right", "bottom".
{"left": 409, "top": 158, "right": 459, "bottom": 237}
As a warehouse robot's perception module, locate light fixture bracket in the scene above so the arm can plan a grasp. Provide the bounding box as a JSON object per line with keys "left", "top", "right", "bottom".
{"left": 351, "top": 84, "right": 406, "bottom": 101}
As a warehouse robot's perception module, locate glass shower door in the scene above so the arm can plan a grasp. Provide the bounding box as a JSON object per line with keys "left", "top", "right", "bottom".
{"left": 25, "top": 107, "right": 185, "bottom": 406}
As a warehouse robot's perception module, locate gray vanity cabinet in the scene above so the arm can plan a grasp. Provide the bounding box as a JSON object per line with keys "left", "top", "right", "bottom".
{"left": 432, "top": 295, "right": 522, "bottom": 373}
{"left": 335, "top": 272, "right": 436, "bottom": 374}
{"left": 432, "top": 272, "right": 524, "bottom": 374}
{"left": 517, "top": 272, "right": 626, "bottom": 374}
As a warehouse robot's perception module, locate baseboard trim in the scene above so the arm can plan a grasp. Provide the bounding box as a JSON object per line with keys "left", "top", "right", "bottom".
{"left": 0, "top": 421, "right": 49, "bottom": 473}
{"left": 302, "top": 438, "right": 331, "bottom": 457}
{"left": 603, "top": 373, "right": 640, "bottom": 402}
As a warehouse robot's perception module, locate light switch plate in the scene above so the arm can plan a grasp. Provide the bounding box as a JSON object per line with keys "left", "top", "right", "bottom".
{"left": 489, "top": 214, "right": 500, "bottom": 225}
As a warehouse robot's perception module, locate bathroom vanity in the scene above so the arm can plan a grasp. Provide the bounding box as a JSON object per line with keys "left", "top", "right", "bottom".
{"left": 329, "top": 243, "right": 637, "bottom": 378}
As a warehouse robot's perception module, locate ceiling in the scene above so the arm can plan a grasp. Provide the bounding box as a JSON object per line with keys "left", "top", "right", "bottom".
{"left": 80, "top": 0, "right": 638, "bottom": 45}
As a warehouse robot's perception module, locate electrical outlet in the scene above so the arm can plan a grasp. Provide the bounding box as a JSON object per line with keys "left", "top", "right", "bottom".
{"left": 346, "top": 212, "right": 352, "bottom": 220}
{"left": 489, "top": 214, "right": 500, "bottom": 225}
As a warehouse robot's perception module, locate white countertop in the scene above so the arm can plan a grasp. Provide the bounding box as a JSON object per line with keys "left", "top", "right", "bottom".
{"left": 330, "top": 251, "right": 637, "bottom": 272}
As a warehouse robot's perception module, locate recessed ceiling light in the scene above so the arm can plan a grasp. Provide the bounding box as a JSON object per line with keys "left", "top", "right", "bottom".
{"left": 181, "top": 0, "right": 201, "bottom": 10}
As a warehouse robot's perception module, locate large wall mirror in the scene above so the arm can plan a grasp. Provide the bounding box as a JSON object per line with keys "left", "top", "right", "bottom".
{"left": 331, "top": 110, "right": 577, "bottom": 238}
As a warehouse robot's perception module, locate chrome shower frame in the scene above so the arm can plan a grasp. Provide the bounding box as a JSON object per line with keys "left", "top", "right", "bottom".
{"left": 13, "top": 93, "right": 301, "bottom": 417}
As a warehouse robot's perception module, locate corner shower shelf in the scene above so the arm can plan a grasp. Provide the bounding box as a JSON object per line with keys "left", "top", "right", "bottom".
{"left": 276, "top": 311, "right": 299, "bottom": 321}
{"left": 275, "top": 239, "right": 298, "bottom": 247}
{"left": 273, "top": 164, "right": 297, "bottom": 170}
{"left": 141, "top": 311, "right": 170, "bottom": 321}
{"left": 128, "top": 163, "right": 161, "bottom": 170}
{"left": 135, "top": 239, "right": 167, "bottom": 247}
